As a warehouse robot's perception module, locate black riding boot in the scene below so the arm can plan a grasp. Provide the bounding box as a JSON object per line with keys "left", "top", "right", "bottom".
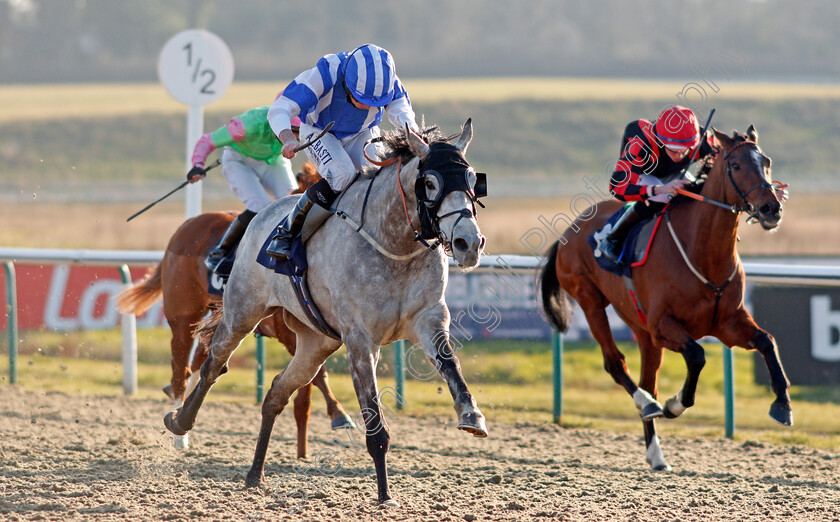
{"left": 205, "top": 210, "right": 256, "bottom": 272}
{"left": 266, "top": 179, "right": 337, "bottom": 261}
{"left": 599, "top": 205, "right": 644, "bottom": 264}
{"left": 265, "top": 194, "right": 315, "bottom": 261}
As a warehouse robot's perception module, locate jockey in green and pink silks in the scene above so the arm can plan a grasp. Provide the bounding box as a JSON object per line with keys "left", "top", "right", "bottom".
{"left": 186, "top": 105, "right": 302, "bottom": 272}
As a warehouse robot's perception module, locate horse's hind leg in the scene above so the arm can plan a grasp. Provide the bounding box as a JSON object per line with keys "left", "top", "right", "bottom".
{"left": 246, "top": 327, "right": 338, "bottom": 488}
{"left": 311, "top": 365, "right": 355, "bottom": 430}
{"left": 650, "top": 314, "right": 707, "bottom": 420}
{"left": 164, "top": 303, "right": 264, "bottom": 436}
{"left": 293, "top": 382, "right": 312, "bottom": 459}
{"left": 578, "top": 296, "right": 662, "bottom": 419}
{"left": 632, "top": 326, "right": 671, "bottom": 471}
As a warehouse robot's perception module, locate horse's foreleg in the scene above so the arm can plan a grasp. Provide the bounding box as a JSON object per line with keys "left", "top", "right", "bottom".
{"left": 293, "top": 383, "right": 312, "bottom": 459}
{"left": 345, "top": 339, "right": 398, "bottom": 507}
{"left": 643, "top": 420, "right": 671, "bottom": 471}
{"left": 718, "top": 314, "right": 792, "bottom": 426}
{"left": 633, "top": 327, "right": 670, "bottom": 470}
{"left": 414, "top": 312, "right": 487, "bottom": 438}
{"left": 582, "top": 301, "right": 662, "bottom": 419}
{"left": 311, "top": 366, "right": 356, "bottom": 430}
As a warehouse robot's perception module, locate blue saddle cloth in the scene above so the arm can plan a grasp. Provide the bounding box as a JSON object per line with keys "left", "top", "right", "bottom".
{"left": 255, "top": 232, "right": 308, "bottom": 277}
{"left": 588, "top": 207, "right": 651, "bottom": 278}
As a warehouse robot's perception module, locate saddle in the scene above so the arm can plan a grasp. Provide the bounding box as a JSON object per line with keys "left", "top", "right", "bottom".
{"left": 254, "top": 211, "right": 341, "bottom": 340}
{"left": 588, "top": 205, "right": 665, "bottom": 278}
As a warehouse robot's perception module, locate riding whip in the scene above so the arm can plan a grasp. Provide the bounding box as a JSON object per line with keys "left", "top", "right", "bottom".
{"left": 293, "top": 121, "right": 335, "bottom": 152}
{"left": 126, "top": 159, "right": 220, "bottom": 222}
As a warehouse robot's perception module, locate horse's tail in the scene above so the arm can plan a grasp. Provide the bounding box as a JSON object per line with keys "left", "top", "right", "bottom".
{"left": 115, "top": 264, "right": 163, "bottom": 315}
{"left": 194, "top": 306, "right": 224, "bottom": 348}
{"left": 537, "top": 241, "right": 573, "bottom": 333}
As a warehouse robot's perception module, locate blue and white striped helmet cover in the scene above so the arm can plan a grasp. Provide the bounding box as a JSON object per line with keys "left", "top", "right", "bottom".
{"left": 343, "top": 44, "right": 396, "bottom": 107}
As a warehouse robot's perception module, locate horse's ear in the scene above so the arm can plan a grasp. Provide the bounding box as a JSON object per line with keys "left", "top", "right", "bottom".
{"left": 713, "top": 127, "right": 733, "bottom": 150}
{"left": 406, "top": 123, "right": 430, "bottom": 160}
{"left": 454, "top": 118, "right": 473, "bottom": 154}
{"left": 747, "top": 124, "right": 759, "bottom": 143}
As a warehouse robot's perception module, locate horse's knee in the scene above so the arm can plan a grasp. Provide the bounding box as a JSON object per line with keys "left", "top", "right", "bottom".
{"left": 749, "top": 329, "right": 776, "bottom": 355}
{"left": 682, "top": 340, "right": 706, "bottom": 372}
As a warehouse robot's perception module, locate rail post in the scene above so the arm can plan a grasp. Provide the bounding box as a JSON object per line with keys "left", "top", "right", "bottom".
{"left": 394, "top": 340, "right": 406, "bottom": 409}
{"left": 723, "top": 345, "right": 735, "bottom": 438}
{"left": 552, "top": 330, "right": 563, "bottom": 423}
{"left": 118, "top": 265, "right": 137, "bottom": 395}
{"left": 255, "top": 334, "right": 266, "bottom": 404}
{"left": 4, "top": 261, "right": 18, "bottom": 385}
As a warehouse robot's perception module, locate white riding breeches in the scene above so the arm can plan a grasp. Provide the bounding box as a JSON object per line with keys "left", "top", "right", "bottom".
{"left": 221, "top": 148, "right": 296, "bottom": 212}
{"left": 298, "top": 123, "right": 382, "bottom": 192}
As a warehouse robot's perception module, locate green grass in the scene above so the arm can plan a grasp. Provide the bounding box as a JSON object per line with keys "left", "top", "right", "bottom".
{"left": 3, "top": 330, "right": 840, "bottom": 451}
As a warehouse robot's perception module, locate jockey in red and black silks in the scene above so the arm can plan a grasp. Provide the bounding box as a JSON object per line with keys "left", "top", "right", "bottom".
{"left": 599, "top": 106, "right": 716, "bottom": 264}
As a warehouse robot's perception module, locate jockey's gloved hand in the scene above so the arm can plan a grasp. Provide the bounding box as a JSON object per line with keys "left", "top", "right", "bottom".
{"left": 187, "top": 165, "right": 206, "bottom": 183}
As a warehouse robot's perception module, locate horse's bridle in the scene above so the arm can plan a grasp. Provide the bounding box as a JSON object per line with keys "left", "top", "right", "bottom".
{"left": 365, "top": 139, "right": 486, "bottom": 253}
{"left": 722, "top": 140, "right": 775, "bottom": 223}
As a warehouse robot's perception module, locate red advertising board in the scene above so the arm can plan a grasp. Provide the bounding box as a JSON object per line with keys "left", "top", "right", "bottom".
{"left": 0, "top": 264, "right": 166, "bottom": 331}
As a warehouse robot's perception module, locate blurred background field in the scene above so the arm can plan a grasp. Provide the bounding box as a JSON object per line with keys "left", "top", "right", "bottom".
{"left": 2, "top": 79, "right": 839, "bottom": 255}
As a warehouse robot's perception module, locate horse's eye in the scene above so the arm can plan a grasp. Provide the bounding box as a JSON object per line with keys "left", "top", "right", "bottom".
{"left": 731, "top": 162, "right": 740, "bottom": 170}
{"left": 425, "top": 180, "right": 436, "bottom": 190}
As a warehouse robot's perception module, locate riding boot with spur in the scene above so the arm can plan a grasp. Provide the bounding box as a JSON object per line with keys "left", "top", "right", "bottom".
{"left": 600, "top": 205, "right": 643, "bottom": 264}
{"left": 205, "top": 210, "right": 256, "bottom": 272}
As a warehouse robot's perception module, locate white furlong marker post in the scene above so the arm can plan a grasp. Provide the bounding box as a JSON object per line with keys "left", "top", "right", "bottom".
{"left": 158, "top": 29, "right": 234, "bottom": 218}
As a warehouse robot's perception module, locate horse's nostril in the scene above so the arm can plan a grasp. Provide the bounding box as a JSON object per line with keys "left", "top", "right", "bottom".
{"left": 479, "top": 235, "right": 486, "bottom": 252}
{"left": 453, "top": 238, "right": 469, "bottom": 252}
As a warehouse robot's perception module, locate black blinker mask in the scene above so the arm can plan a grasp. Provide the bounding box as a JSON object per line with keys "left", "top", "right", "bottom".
{"left": 414, "top": 143, "right": 487, "bottom": 242}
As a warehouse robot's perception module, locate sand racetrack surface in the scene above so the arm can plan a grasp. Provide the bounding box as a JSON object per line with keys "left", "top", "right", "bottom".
{"left": 1, "top": 387, "right": 839, "bottom": 521}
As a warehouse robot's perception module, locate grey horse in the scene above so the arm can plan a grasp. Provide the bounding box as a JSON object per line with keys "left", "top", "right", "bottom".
{"left": 164, "top": 120, "right": 488, "bottom": 507}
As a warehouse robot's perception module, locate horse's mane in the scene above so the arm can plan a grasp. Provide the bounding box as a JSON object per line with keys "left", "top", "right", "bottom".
{"left": 694, "top": 129, "right": 750, "bottom": 183}
{"left": 360, "top": 120, "right": 460, "bottom": 178}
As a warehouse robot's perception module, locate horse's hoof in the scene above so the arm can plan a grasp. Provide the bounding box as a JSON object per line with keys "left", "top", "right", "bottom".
{"left": 331, "top": 414, "right": 357, "bottom": 430}
{"left": 458, "top": 411, "right": 488, "bottom": 438}
{"left": 640, "top": 403, "right": 664, "bottom": 421}
{"left": 162, "top": 384, "right": 174, "bottom": 400}
{"left": 378, "top": 498, "right": 400, "bottom": 508}
{"left": 245, "top": 471, "right": 265, "bottom": 489}
{"left": 769, "top": 401, "right": 793, "bottom": 427}
{"left": 164, "top": 411, "right": 188, "bottom": 436}
{"left": 650, "top": 463, "right": 672, "bottom": 472}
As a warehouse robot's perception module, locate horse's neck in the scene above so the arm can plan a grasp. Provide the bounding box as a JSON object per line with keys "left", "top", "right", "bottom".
{"left": 339, "top": 159, "right": 420, "bottom": 252}
{"left": 678, "top": 166, "right": 740, "bottom": 277}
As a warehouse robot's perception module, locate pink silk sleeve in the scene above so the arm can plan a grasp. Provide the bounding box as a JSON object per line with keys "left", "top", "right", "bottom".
{"left": 191, "top": 133, "right": 216, "bottom": 167}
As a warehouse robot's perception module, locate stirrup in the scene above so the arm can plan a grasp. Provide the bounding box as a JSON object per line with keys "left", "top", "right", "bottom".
{"left": 600, "top": 240, "right": 622, "bottom": 263}
{"left": 204, "top": 250, "right": 225, "bottom": 272}
{"left": 266, "top": 235, "right": 292, "bottom": 261}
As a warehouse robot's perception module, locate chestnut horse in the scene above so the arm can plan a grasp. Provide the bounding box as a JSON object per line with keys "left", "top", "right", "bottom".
{"left": 539, "top": 126, "right": 792, "bottom": 471}
{"left": 116, "top": 163, "right": 354, "bottom": 455}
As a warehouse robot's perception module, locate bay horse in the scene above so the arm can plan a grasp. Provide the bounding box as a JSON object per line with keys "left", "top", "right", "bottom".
{"left": 164, "top": 120, "right": 488, "bottom": 506}
{"left": 116, "top": 163, "right": 354, "bottom": 455}
{"left": 539, "top": 126, "right": 792, "bottom": 471}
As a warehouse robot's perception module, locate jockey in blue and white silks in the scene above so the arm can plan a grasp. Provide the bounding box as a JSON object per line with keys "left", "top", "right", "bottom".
{"left": 265, "top": 44, "right": 419, "bottom": 261}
